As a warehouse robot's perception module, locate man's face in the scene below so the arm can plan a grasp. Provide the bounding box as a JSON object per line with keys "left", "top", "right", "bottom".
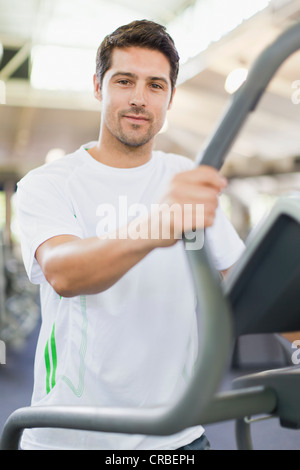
{"left": 95, "top": 46, "right": 175, "bottom": 148}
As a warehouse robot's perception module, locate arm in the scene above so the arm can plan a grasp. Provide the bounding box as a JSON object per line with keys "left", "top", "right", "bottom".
{"left": 35, "top": 232, "right": 156, "bottom": 297}
{"left": 35, "top": 165, "right": 227, "bottom": 297}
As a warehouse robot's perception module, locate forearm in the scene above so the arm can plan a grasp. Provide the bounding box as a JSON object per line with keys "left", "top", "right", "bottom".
{"left": 38, "top": 231, "right": 155, "bottom": 297}
{"left": 37, "top": 166, "right": 226, "bottom": 297}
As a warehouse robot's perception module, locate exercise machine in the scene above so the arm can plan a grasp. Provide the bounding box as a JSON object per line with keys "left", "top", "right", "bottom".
{"left": 0, "top": 230, "right": 40, "bottom": 351}
{"left": 1, "top": 20, "right": 300, "bottom": 450}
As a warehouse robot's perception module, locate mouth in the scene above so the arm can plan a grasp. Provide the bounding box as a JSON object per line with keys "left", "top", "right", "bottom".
{"left": 123, "top": 114, "right": 150, "bottom": 124}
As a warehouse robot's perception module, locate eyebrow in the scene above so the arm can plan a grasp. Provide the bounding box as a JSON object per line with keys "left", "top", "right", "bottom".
{"left": 111, "top": 72, "right": 169, "bottom": 86}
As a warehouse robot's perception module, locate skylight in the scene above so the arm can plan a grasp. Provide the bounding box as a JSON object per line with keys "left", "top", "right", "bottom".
{"left": 29, "top": 0, "right": 272, "bottom": 91}
{"left": 168, "top": 0, "right": 272, "bottom": 64}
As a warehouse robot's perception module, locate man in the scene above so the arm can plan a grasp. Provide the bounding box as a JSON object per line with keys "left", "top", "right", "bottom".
{"left": 17, "top": 20, "right": 245, "bottom": 450}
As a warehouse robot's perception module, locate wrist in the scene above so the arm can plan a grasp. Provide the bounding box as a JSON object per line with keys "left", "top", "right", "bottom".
{"left": 121, "top": 213, "right": 178, "bottom": 250}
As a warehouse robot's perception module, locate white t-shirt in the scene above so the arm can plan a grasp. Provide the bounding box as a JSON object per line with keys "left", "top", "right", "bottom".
{"left": 16, "top": 142, "right": 245, "bottom": 450}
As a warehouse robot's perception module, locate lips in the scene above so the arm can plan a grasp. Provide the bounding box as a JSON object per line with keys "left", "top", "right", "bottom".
{"left": 123, "top": 115, "right": 149, "bottom": 123}
{"left": 121, "top": 108, "right": 151, "bottom": 123}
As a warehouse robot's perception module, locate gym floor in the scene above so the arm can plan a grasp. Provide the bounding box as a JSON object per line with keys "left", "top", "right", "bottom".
{"left": 1, "top": 324, "right": 300, "bottom": 450}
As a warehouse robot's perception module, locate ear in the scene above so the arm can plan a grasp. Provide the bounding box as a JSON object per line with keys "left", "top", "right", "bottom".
{"left": 93, "top": 74, "right": 102, "bottom": 102}
{"left": 168, "top": 87, "right": 176, "bottom": 110}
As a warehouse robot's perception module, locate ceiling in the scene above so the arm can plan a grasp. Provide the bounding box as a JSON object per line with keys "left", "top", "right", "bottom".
{"left": 0, "top": 0, "right": 300, "bottom": 185}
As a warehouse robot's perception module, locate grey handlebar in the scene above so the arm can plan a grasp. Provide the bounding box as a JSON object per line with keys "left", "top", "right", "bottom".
{"left": 198, "top": 20, "right": 300, "bottom": 170}
{"left": 0, "top": 246, "right": 233, "bottom": 449}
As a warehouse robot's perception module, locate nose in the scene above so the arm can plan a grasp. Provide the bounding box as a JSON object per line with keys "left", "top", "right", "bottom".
{"left": 129, "top": 83, "right": 147, "bottom": 107}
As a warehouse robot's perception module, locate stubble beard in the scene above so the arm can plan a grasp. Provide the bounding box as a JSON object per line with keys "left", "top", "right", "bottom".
{"left": 113, "top": 107, "right": 157, "bottom": 149}
{"left": 116, "top": 123, "right": 154, "bottom": 148}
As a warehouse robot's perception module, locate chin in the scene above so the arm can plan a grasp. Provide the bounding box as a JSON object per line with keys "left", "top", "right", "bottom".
{"left": 118, "top": 134, "right": 153, "bottom": 148}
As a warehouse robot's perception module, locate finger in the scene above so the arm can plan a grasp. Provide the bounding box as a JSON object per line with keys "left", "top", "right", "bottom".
{"left": 175, "top": 166, "right": 227, "bottom": 190}
{"left": 170, "top": 183, "right": 220, "bottom": 206}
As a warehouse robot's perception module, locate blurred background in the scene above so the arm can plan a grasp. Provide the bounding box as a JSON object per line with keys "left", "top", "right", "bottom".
{"left": 0, "top": 0, "right": 300, "bottom": 449}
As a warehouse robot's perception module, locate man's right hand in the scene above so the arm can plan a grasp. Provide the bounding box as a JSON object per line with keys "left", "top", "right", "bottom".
{"left": 143, "top": 165, "right": 227, "bottom": 248}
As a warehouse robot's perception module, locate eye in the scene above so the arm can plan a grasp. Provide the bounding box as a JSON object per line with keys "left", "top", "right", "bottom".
{"left": 150, "top": 83, "right": 163, "bottom": 90}
{"left": 117, "top": 79, "right": 131, "bottom": 86}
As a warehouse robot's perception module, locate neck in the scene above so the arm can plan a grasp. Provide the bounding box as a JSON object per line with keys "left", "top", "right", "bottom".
{"left": 88, "top": 130, "right": 154, "bottom": 169}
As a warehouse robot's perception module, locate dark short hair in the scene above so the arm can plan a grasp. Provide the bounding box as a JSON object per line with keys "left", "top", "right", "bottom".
{"left": 96, "top": 19, "right": 180, "bottom": 94}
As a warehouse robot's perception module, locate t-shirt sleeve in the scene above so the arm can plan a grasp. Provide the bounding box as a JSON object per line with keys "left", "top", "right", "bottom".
{"left": 17, "top": 172, "right": 84, "bottom": 285}
{"left": 205, "top": 204, "right": 245, "bottom": 271}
